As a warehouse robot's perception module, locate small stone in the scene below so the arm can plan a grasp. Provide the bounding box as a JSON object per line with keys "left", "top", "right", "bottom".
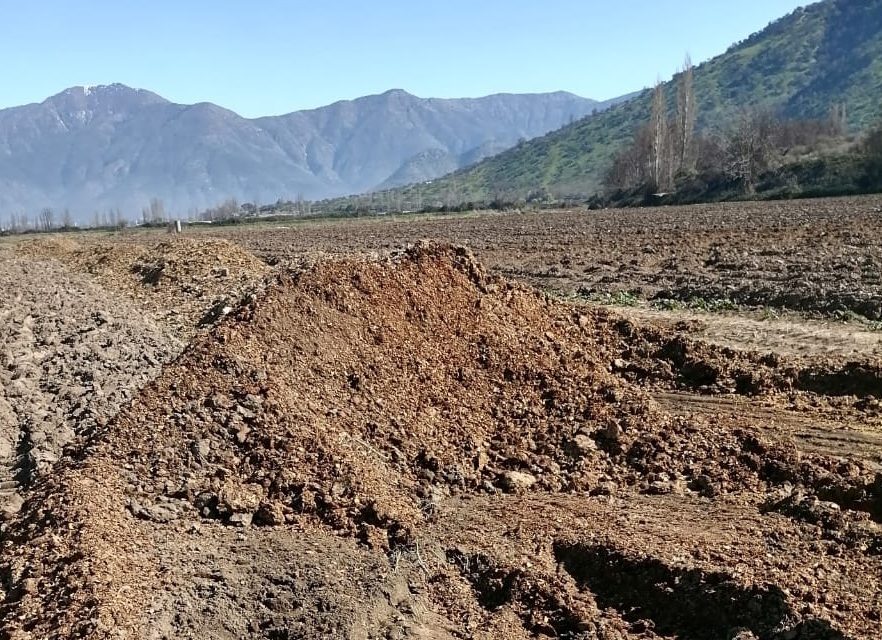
{"left": 690, "top": 474, "right": 717, "bottom": 497}
{"left": 243, "top": 394, "right": 263, "bottom": 411}
{"left": 442, "top": 465, "right": 465, "bottom": 485}
{"left": 0, "top": 492, "right": 24, "bottom": 519}
{"left": 229, "top": 512, "right": 253, "bottom": 527}
{"left": 22, "top": 578, "right": 39, "bottom": 595}
{"left": 253, "top": 502, "right": 284, "bottom": 526}
{"left": 599, "top": 422, "right": 623, "bottom": 442}
{"left": 499, "top": 471, "right": 537, "bottom": 494}
{"left": 570, "top": 434, "right": 597, "bottom": 457}
{"left": 194, "top": 491, "right": 217, "bottom": 511}
{"left": 590, "top": 480, "right": 618, "bottom": 496}
{"left": 647, "top": 480, "right": 673, "bottom": 495}
{"left": 236, "top": 404, "right": 256, "bottom": 420}
{"left": 192, "top": 438, "right": 211, "bottom": 460}
{"left": 129, "top": 500, "right": 181, "bottom": 523}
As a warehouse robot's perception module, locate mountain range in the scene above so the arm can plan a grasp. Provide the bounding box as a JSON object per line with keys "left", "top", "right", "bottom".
{"left": 0, "top": 86, "right": 625, "bottom": 219}
{"left": 5, "top": 0, "right": 879, "bottom": 220}
{"left": 379, "top": 0, "right": 882, "bottom": 204}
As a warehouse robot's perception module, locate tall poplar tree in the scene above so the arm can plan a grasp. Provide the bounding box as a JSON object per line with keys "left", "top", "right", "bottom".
{"left": 675, "top": 55, "right": 696, "bottom": 172}
{"left": 649, "top": 81, "right": 671, "bottom": 190}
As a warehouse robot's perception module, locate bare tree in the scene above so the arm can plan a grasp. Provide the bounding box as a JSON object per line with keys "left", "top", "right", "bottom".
{"left": 604, "top": 124, "right": 652, "bottom": 191}
{"left": 149, "top": 198, "right": 165, "bottom": 223}
{"left": 211, "top": 198, "right": 240, "bottom": 220}
{"left": 295, "top": 193, "right": 309, "bottom": 216}
{"left": 675, "top": 55, "right": 697, "bottom": 172}
{"left": 39, "top": 207, "right": 55, "bottom": 232}
{"left": 445, "top": 175, "right": 460, "bottom": 210}
{"left": 111, "top": 208, "right": 129, "bottom": 230}
{"left": 860, "top": 120, "right": 882, "bottom": 188}
{"left": 649, "top": 82, "right": 672, "bottom": 191}
{"left": 62, "top": 208, "right": 74, "bottom": 230}
{"left": 722, "top": 109, "right": 775, "bottom": 193}
{"left": 829, "top": 103, "right": 848, "bottom": 137}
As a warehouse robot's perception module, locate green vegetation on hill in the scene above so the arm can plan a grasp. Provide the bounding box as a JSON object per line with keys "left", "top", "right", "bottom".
{"left": 338, "top": 0, "right": 882, "bottom": 209}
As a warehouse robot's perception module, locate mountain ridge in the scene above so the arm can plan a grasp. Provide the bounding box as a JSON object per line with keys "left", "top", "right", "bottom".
{"left": 0, "top": 85, "right": 622, "bottom": 220}
{"left": 382, "top": 0, "right": 882, "bottom": 205}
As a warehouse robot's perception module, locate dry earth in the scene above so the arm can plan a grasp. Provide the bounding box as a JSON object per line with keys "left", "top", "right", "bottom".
{"left": 0, "top": 246, "right": 182, "bottom": 520}
{"left": 202, "top": 195, "right": 882, "bottom": 320}
{"left": 1, "top": 197, "right": 881, "bottom": 639}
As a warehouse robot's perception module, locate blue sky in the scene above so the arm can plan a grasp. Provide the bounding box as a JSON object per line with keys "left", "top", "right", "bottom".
{"left": 1, "top": 1, "right": 811, "bottom": 117}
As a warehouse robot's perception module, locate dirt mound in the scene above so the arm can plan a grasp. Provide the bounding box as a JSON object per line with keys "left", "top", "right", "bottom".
{"left": 80, "top": 237, "right": 267, "bottom": 285}
{"left": 108, "top": 245, "right": 870, "bottom": 542}
{"left": 2, "top": 245, "right": 879, "bottom": 638}
{"left": 14, "top": 236, "right": 81, "bottom": 254}
{"left": 107, "top": 245, "right": 650, "bottom": 540}
{"left": 17, "top": 236, "right": 270, "bottom": 335}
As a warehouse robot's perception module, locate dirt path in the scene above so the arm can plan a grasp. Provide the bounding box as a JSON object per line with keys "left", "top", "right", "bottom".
{"left": 655, "top": 391, "right": 882, "bottom": 469}
{"left": 614, "top": 305, "right": 882, "bottom": 360}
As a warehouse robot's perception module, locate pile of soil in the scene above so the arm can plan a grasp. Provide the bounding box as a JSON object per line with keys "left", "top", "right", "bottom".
{"left": 2, "top": 245, "right": 880, "bottom": 638}
{"left": 102, "top": 246, "right": 876, "bottom": 540}
{"left": 17, "top": 237, "right": 270, "bottom": 335}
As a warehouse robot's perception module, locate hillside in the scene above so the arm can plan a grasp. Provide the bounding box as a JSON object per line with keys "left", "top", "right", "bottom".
{"left": 380, "top": 0, "right": 882, "bottom": 204}
{"left": 0, "top": 87, "right": 621, "bottom": 220}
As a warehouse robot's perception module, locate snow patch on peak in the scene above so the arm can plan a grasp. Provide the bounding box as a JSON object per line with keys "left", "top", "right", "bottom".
{"left": 72, "top": 84, "right": 126, "bottom": 96}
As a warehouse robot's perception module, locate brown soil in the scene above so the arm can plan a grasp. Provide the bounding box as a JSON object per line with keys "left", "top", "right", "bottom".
{"left": 618, "top": 305, "right": 882, "bottom": 360}
{"left": 17, "top": 236, "right": 270, "bottom": 337}
{"left": 201, "top": 195, "right": 882, "bottom": 321}
{"left": 0, "top": 248, "right": 182, "bottom": 521}
{"left": 2, "top": 239, "right": 881, "bottom": 639}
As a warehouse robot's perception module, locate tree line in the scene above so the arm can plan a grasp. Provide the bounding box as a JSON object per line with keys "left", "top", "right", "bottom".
{"left": 603, "top": 56, "right": 864, "bottom": 201}
{"left": 2, "top": 196, "right": 268, "bottom": 235}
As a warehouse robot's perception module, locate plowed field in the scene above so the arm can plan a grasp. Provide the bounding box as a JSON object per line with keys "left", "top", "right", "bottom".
{"left": 1, "top": 196, "right": 881, "bottom": 639}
